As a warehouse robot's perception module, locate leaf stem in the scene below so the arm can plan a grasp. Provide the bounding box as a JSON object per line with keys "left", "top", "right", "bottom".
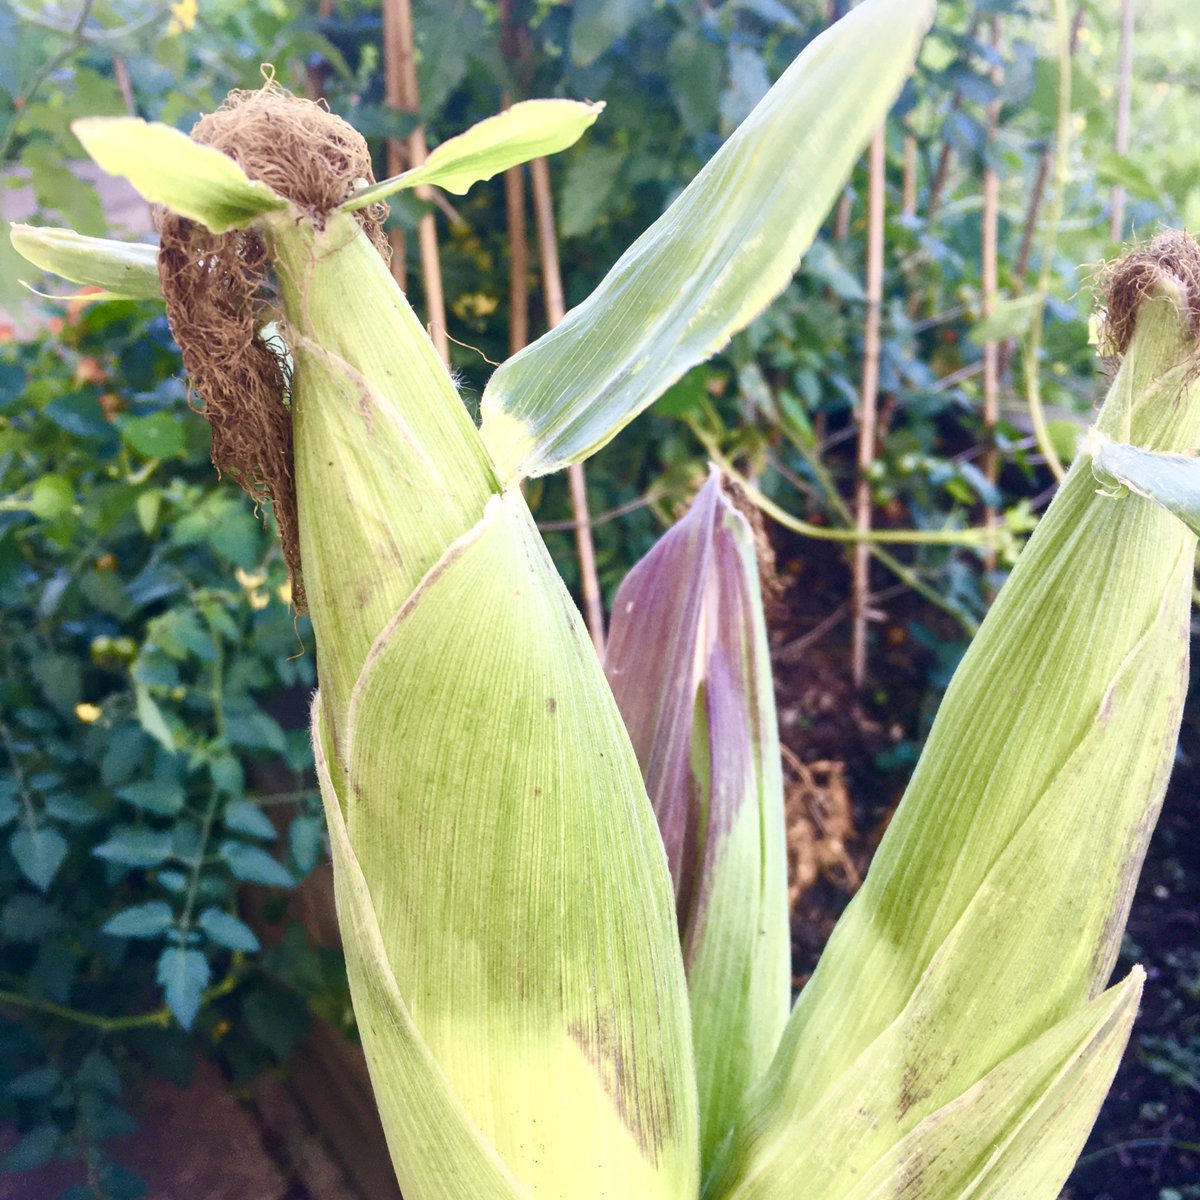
{"left": 691, "top": 427, "right": 980, "bottom": 636}
{"left": 0, "top": 972, "right": 238, "bottom": 1033}
{"left": 1021, "top": 0, "right": 1072, "bottom": 483}
{"left": 177, "top": 636, "right": 225, "bottom": 942}
{"left": 0, "top": 0, "right": 97, "bottom": 165}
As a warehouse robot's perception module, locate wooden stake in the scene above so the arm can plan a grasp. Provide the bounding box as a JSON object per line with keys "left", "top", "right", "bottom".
{"left": 304, "top": 0, "right": 337, "bottom": 100}
{"left": 382, "top": 0, "right": 449, "bottom": 361}
{"left": 381, "top": 0, "right": 407, "bottom": 290}
{"left": 981, "top": 17, "right": 1002, "bottom": 570}
{"left": 530, "top": 156, "right": 606, "bottom": 657}
{"left": 901, "top": 127, "right": 917, "bottom": 218}
{"left": 1014, "top": 150, "right": 1050, "bottom": 288}
{"left": 1110, "top": 0, "right": 1134, "bottom": 242}
{"left": 505, "top": 159, "right": 529, "bottom": 354}
{"left": 852, "top": 125, "right": 885, "bottom": 691}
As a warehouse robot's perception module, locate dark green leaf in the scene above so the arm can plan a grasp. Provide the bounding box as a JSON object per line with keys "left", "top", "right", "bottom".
{"left": 93, "top": 826, "right": 172, "bottom": 868}
{"left": 135, "top": 684, "right": 175, "bottom": 751}
{"left": 803, "top": 241, "right": 866, "bottom": 302}
{"left": 243, "top": 987, "right": 309, "bottom": 1061}
{"left": 2, "top": 894, "right": 65, "bottom": 941}
{"left": 969, "top": 293, "right": 1042, "bottom": 344}
{"left": 223, "top": 799, "right": 276, "bottom": 841}
{"left": 150, "top": 609, "right": 217, "bottom": 662}
{"left": 80, "top": 569, "right": 133, "bottom": 619}
{"left": 570, "top": 0, "right": 653, "bottom": 66}
{"left": 0, "top": 1122, "right": 59, "bottom": 1172}
{"left": 198, "top": 907, "right": 260, "bottom": 952}
{"left": 219, "top": 840, "right": 293, "bottom": 887}
{"left": 100, "top": 725, "right": 151, "bottom": 786}
{"left": 0, "top": 794, "right": 20, "bottom": 827}
{"left": 45, "top": 393, "right": 114, "bottom": 442}
{"left": 225, "top": 709, "right": 287, "bottom": 756}
{"left": 667, "top": 28, "right": 724, "bottom": 138}
{"left": 120, "top": 412, "right": 186, "bottom": 459}
{"left": 558, "top": 145, "right": 623, "bottom": 240}
{"left": 209, "top": 755, "right": 243, "bottom": 796}
{"left": 102, "top": 901, "right": 174, "bottom": 939}
{"left": 43, "top": 794, "right": 100, "bottom": 825}
{"left": 288, "top": 814, "right": 325, "bottom": 874}
{"left": 9, "top": 826, "right": 68, "bottom": 891}
{"left": 116, "top": 780, "right": 185, "bottom": 816}
{"left": 6, "top": 1065, "right": 61, "bottom": 1099}
{"left": 156, "top": 946, "right": 210, "bottom": 1030}
{"left": 76, "top": 1053, "right": 122, "bottom": 1097}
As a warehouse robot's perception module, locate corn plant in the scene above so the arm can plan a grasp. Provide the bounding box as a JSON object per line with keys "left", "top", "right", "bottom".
{"left": 11, "top": 0, "right": 1200, "bottom": 1194}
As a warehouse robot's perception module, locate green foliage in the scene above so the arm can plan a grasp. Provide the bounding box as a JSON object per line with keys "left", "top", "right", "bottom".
{"left": 0, "top": 299, "right": 337, "bottom": 1192}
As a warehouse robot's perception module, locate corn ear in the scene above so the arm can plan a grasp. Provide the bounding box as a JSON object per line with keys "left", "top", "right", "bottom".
{"left": 701, "top": 256, "right": 1200, "bottom": 1197}
{"left": 275, "top": 220, "right": 699, "bottom": 1200}
{"left": 605, "top": 471, "right": 789, "bottom": 1174}
{"left": 311, "top": 702, "right": 530, "bottom": 1199}
{"left": 43, "top": 117, "right": 700, "bottom": 1199}
{"left": 837, "top": 969, "right": 1143, "bottom": 1200}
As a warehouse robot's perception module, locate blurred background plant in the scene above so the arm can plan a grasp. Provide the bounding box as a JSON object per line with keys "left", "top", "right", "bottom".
{"left": 0, "top": 1, "right": 1196, "bottom": 1197}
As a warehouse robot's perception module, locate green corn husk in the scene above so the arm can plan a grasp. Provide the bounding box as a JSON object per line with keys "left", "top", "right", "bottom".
{"left": 275, "top": 215, "right": 700, "bottom": 1199}
{"left": 701, "top": 245, "right": 1200, "bottom": 1198}
{"left": 43, "top": 107, "right": 699, "bottom": 1198}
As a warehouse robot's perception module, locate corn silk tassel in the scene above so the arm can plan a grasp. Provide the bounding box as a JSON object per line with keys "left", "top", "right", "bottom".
{"left": 701, "top": 234, "right": 1200, "bottom": 1199}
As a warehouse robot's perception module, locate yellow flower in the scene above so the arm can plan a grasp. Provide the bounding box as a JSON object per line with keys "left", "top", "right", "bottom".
{"left": 168, "top": 0, "right": 197, "bottom": 35}
{"left": 75, "top": 702, "right": 102, "bottom": 724}
{"left": 235, "top": 566, "right": 267, "bottom": 590}
{"left": 451, "top": 292, "right": 500, "bottom": 319}
{"left": 277, "top": 580, "right": 293, "bottom": 606}
{"left": 248, "top": 589, "right": 270, "bottom": 610}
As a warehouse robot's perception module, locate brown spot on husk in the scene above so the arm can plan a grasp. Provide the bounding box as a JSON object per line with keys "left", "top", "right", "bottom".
{"left": 566, "top": 1011, "right": 671, "bottom": 1163}
{"left": 156, "top": 84, "right": 391, "bottom": 610}
{"left": 1096, "top": 229, "right": 1200, "bottom": 358}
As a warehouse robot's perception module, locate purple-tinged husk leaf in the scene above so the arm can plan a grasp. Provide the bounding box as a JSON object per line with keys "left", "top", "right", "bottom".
{"left": 605, "top": 469, "right": 789, "bottom": 1173}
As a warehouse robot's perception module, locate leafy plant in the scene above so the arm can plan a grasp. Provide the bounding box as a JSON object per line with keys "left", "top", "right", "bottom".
{"left": 0, "top": 279, "right": 337, "bottom": 1195}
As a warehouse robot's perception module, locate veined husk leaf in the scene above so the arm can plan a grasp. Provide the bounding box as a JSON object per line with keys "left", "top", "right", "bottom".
{"left": 311, "top": 702, "right": 531, "bottom": 1200}
{"left": 839, "top": 969, "right": 1143, "bottom": 1200}
{"left": 71, "top": 116, "right": 288, "bottom": 232}
{"left": 1091, "top": 432, "right": 1200, "bottom": 536}
{"left": 270, "top": 214, "right": 500, "bottom": 726}
{"left": 325, "top": 489, "right": 697, "bottom": 1198}
{"left": 702, "top": 264, "right": 1200, "bottom": 1198}
{"left": 605, "top": 471, "right": 788, "bottom": 1174}
{"left": 479, "top": 0, "right": 934, "bottom": 482}
{"left": 272, "top": 210, "right": 699, "bottom": 1199}
{"left": 8, "top": 224, "right": 162, "bottom": 301}
{"left": 342, "top": 99, "right": 604, "bottom": 208}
